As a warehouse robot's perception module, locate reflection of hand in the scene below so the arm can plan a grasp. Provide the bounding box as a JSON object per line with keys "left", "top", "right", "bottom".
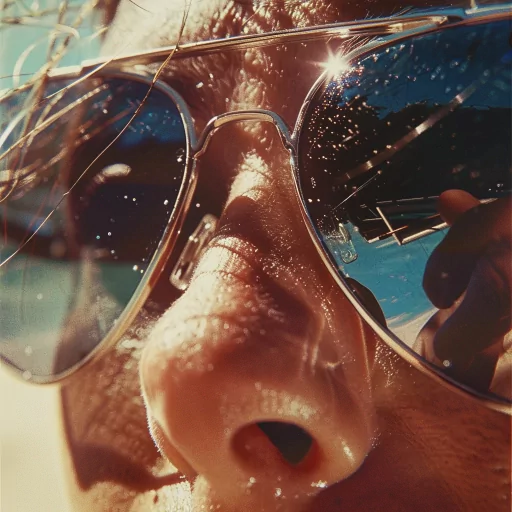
{"left": 421, "top": 190, "right": 512, "bottom": 394}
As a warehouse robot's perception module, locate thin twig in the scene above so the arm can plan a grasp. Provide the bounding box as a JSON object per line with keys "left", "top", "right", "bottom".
{"left": 1, "top": 0, "right": 193, "bottom": 263}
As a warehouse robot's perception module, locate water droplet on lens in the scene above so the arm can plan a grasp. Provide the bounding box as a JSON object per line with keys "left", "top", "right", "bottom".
{"left": 101, "top": 163, "right": 131, "bottom": 178}
{"left": 176, "top": 148, "right": 185, "bottom": 163}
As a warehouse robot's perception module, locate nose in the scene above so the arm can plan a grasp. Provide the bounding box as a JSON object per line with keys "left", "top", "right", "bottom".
{"left": 140, "top": 150, "right": 376, "bottom": 509}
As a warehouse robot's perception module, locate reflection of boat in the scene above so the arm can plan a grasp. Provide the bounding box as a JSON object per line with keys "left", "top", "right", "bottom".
{"left": 349, "top": 196, "right": 446, "bottom": 245}
{"left": 319, "top": 102, "right": 512, "bottom": 247}
{"left": 301, "top": 69, "right": 511, "bottom": 249}
{"left": 347, "top": 196, "right": 496, "bottom": 246}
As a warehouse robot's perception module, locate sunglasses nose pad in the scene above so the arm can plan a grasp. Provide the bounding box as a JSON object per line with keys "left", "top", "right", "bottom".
{"left": 345, "top": 277, "right": 387, "bottom": 328}
{"left": 169, "top": 213, "right": 219, "bottom": 290}
{"left": 324, "top": 222, "right": 358, "bottom": 264}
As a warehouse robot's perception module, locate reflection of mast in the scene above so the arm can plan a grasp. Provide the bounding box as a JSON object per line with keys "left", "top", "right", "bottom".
{"left": 338, "top": 77, "right": 482, "bottom": 183}
{"left": 365, "top": 197, "right": 497, "bottom": 246}
{"left": 327, "top": 99, "right": 510, "bottom": 245}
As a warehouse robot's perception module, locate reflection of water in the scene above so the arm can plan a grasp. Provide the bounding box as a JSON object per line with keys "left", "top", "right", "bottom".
{"left": 1, "top": 247, "right": 77, "bottom": 323}
{"left": 329, "top": 223, "right": 446, "bottom": 345}
{"left": 388, "top": 308, "right": 437, "bottom": 346}
{"left": 0, "top": 243, "right": 137, "bottom": 376}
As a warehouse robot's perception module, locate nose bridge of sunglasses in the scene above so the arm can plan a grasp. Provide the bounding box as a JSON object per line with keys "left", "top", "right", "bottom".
{"left": 192, "top": 110, "right": 294, "bottom": 159}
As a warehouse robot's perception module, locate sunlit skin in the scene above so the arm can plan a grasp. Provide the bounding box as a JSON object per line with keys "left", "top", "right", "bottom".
{"left": 57, "top": 1, "right": 511, "bottom": 511}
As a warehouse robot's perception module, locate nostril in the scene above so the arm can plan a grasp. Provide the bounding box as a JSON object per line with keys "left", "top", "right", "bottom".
{"left": 232, "top": 421, "right": 314, "bottom": 469}
{"left": 258, "top": 422, "right": 314, "bottom": 465}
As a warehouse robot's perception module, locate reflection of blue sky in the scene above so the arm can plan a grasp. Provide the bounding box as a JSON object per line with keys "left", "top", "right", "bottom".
{"left": 326, "top": 223, "right": 446, "bottom": 338}
{"left": 349, "top": 19, "right": 512, "bottom": 118}
{"left": 105, "top": 86, "right": 187, "bottom": 146}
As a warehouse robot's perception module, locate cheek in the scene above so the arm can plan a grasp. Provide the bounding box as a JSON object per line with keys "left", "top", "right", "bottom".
{"left": 369, "top": 337, "right": 511, "bottom": 510}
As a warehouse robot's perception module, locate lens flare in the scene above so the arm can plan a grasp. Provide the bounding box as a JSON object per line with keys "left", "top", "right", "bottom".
{"left": 321, "top": 52, "right": 350, "bottom": 77}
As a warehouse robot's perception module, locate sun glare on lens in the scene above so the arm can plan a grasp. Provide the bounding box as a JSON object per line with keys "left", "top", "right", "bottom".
{"left": 321, "top": 51, "right": 350, "bottom": 77}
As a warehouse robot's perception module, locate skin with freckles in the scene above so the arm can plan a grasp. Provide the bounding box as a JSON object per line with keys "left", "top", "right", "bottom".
{"left": 57, "top": 1, "right": 511, "bottom": 512}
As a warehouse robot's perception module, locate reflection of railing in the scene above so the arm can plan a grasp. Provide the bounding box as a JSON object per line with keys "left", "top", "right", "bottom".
{"left": 375, "top": 198, "right": 446, "bottom": 246}
{"left": 352, "top": 196, "right": 496, "bottom": 246}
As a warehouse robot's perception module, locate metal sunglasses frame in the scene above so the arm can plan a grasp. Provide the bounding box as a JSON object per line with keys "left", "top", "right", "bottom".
{"left": 2, "top": 5, "right": 511, "bottom": 414}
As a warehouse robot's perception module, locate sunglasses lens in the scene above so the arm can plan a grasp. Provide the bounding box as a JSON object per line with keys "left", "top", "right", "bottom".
{"left": 298, "top": 19, "right": 512, "bottom": 400}
{"left": 0, "top": 76, "right": 188, "bottom": 379}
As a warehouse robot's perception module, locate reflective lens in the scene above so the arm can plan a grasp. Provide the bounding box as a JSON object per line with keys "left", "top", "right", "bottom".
{"left": 0, "top": 76, "right": 188, "bottom": 379}
{"left": 298, "top": 19, "right": 512, "bottom": 400}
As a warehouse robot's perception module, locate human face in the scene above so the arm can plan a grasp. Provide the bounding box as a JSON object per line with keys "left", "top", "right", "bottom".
{"left": 52, "top": 1, "right": 511, "bottom": 511}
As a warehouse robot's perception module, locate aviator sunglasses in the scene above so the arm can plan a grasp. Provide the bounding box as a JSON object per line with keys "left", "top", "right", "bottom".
{"left": 0, "top": 5, "right": 511, "bottom": 413}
